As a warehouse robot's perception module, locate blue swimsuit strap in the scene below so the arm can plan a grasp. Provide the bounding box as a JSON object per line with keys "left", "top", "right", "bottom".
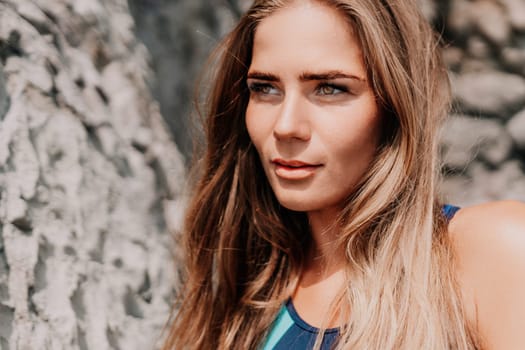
{"left": 442, "top": 204, "right": 460, "bottom": 220}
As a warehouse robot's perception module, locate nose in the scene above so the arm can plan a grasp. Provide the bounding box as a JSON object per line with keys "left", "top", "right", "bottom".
{"left": 273, "top": 93, "right": 311, "bottom": 142}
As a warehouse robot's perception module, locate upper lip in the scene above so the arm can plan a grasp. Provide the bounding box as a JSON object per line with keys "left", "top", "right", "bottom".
{"left": 271, "top": 158, "right": 321, "bottom": 167}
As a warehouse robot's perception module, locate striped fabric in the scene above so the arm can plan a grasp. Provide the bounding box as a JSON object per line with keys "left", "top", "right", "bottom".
{"left": 261, "top": 204, "right": 461, "bottom": 349}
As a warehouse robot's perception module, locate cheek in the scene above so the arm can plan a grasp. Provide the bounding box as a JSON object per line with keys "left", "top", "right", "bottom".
{"left": 328, "top": 109, "right": 381, "bottom": 147}
{"left": 245, "top": 103, "right": 270, "bottom": 151}
{"left": 326, "top": 111, "right": 382, "bottom": 175}
{"left": 245, "top": 104, "right": 257, "bottom": 144}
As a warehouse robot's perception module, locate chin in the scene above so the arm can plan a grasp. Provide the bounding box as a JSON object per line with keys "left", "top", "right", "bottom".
{"left": 274, "top": 193, "right": 325, "bottom": 212}
{"left": 278, "top": 201, "right": 314, "bottom": 212}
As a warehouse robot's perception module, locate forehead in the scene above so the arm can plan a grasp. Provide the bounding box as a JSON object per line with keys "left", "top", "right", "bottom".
{"left": 250, "top": 2, "right": 365, "bottom": 75}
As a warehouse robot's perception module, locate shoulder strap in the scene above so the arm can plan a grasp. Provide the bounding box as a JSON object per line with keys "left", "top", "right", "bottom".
{"left": 442, "top": 204, "right": 460, "bottom": 221}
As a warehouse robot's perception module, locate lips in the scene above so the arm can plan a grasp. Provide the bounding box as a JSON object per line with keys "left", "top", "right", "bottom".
{"left": 271, "top": 158, "right": 322, "bottom": 180}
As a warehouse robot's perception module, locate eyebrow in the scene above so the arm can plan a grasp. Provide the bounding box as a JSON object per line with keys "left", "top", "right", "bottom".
{"left": 246, "top": 70, "right": 366, "bottom": 82}
{"left": 300, "top": 71, "right": 365, "bottom": 82}
{"left": 246, "top": 71, "right": 279, "bottom": 81}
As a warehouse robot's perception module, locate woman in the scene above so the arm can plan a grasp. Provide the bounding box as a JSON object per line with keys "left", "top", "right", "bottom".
{"left": 163, "top": 0, "right": 525, "bottom": 349}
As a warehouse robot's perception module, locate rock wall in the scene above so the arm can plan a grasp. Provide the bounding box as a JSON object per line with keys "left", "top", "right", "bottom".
{"left": 128, "top": 0, "right": 250, "bottom": 160}
{"left": 0, "top": 0, "right": 185, "bottom": 349}
{"left": 438, "top": 0, "right": 525, "bottom": 205}
{"left": 129, "top": 0, "right": 525, "bottom": 206}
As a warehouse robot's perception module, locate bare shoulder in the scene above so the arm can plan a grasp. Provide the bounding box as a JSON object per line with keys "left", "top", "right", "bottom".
{"left": 449, "top": 200, "right": 525, "bottom": 350}
{"left": 450, "top": 200, "right": 525, "bottom": 247}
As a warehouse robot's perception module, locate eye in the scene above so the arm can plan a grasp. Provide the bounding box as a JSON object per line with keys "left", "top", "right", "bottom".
{"left": 316, "top": 83, "right": 348, "bottom": 96}
{"left": 247, "top": 82, "right": 280, "bottom": 96}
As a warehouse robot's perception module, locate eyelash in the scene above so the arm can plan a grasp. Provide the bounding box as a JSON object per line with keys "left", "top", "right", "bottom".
{"left": 316, "top": 83, "right": 348, "bottom": 96}
{"left": 247, "top": 82, "right": 279, "bottom": 95}
{"left": 247, "top": 81, "right": 351, "bottom": 97}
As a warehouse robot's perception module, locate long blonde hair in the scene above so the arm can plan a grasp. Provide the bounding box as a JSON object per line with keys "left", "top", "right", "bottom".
{"left": 163, "top": 0, "right": 481, "bottom": 348}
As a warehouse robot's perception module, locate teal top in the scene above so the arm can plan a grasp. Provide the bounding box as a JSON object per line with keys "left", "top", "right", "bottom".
{"left": 261, "top": 298, "right": 339, "bottom": 350}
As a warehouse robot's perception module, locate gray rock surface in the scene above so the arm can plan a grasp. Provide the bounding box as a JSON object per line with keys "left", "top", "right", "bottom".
{"left": 447, "top": 0, "right": 476, "bottom": 38}
{"left": 0, "top": 67, "right": 8, "bottom": 120}
{"left": 418, "top": 0, "right": 438, "bottom": 23}
{"left": 507, "top": 108, "right": 525, "bottom": 149}
{"left": 442, "top": 161, "right": 525, "bottom": 206}
{"left": 466, "top": 36, "right": 492, "bottom": 59}
{"left": 0, "top": 0, "right": 185, "bottom": 349}
{"left": 441, "top": 115, "right": 513, "bottom": 169}
{"left": 502, "top": 47, "right": 525, "bottom": 76}
{"left": 497, "top": 0, "right": 525, "bottom": 31}
{"left": 128, "top": 0, "right": 244, "bottom": 159}
{"left": 452, "top": 71, "right": 525, "bottom": 118}
{"left": 472, "top": 0, "right": 511, "bottom": 46}
{"left": 441, "top": 0, "right": 525, "bottom": 205}
{"left": 441, "top": 161, "right": 525, "bottom": 207}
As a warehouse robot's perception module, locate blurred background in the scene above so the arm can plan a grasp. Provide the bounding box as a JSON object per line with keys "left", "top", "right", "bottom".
{"left": 0, "top": 0, "right": 524, "bottom": 349}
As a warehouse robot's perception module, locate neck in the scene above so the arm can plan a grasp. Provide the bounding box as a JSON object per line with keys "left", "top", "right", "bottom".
{"left": 292, "top": 207, "right": 349, "bottom": 327}
{"left": 306, "top": 206, "right": 346, "bottom": 275}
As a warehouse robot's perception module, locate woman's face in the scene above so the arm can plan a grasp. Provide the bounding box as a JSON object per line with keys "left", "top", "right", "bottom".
{"left": 245, "top": 1, "right": 382, "bottom": 215}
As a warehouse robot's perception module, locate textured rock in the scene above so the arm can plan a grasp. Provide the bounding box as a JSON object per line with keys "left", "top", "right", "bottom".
{"left": 502, "top": 47, "right": 525, "bottom": 76}
{"left": 497, "top": 0, "right": 525, "bottom": 31}
{"left": 0, "top": 0, "right": 185, "bottom": 349}
{"left": 429, "top": 0, "right": 525, "bottom": 211}
{"left": 0, "top": 67, "right": 8, "bottom": 120}
{"left": 447, "top": 0, "right": 476, "bottom": 39}
{"left": 128, "top": 0, "right": 241, "bottom": 158}
{"left": 507, "top": 108, "right": 525, "bottom": 149}
{"left": 452, "top": 71, "right": 525, "bottom": 117}
{"left": 418, "top": 0, "right": 437, "bottom": 23}
{"left": 440, "top": 175, "right": 472, "bottom": 206}
{"left": 466, "top": 36, "right": 491, "bottom": 59}
{"left": 441, "top": 115, "right": 513, "bottom": 169}
{"left": 471, "top": 161, "right": 525, "bottom": 201}
{"left": 471, "top": 0, "right": 511, "bottom": 46}
{"left": 442, "top": 161, "right": 525, "bottom": 206}
{"left": 442, "top": 47, "right": 464, "bottom": 72}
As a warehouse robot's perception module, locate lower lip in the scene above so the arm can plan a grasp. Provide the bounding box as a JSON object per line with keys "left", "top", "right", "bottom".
{"left": 273, "top": 164, "right": 321, "bottom": 180}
